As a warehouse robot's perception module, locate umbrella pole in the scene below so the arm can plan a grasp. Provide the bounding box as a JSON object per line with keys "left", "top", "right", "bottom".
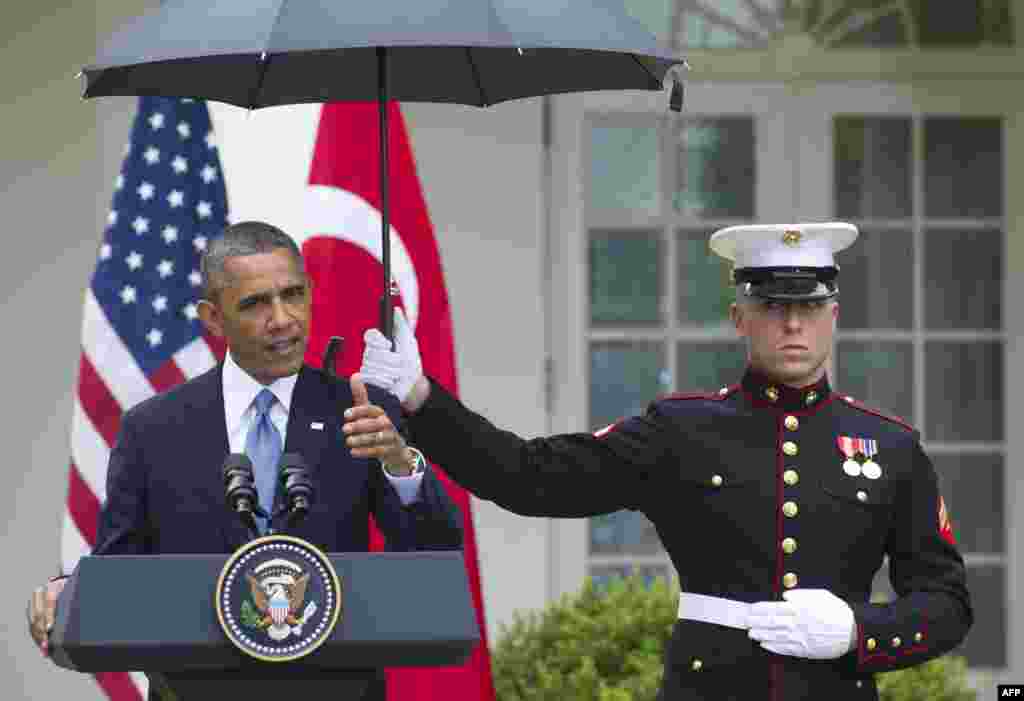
{"left": 377, "top": 47, "right": 394, "bottom": 344}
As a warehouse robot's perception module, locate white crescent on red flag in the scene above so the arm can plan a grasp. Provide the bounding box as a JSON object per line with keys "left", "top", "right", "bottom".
{"left": 300, "top": 101, "right": 495, "bottom": 701}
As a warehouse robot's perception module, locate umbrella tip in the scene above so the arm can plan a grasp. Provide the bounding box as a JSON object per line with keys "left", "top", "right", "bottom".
{"left": 669, "top": 76, "right": 684, "bottom": 113}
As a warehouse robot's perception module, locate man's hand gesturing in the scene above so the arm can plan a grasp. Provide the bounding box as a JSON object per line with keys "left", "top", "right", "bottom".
{"left": 343, "top": 374, "right": 413, "bottom": 475}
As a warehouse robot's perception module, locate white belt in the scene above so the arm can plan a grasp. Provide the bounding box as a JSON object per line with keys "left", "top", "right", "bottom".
{"left": 677, "top": 592, "right": 752, "bottom": 630}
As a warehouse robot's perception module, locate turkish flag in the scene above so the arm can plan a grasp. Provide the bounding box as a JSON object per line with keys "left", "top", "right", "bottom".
{"left": 302, "top": 102, "right": 495, "bottom": 701}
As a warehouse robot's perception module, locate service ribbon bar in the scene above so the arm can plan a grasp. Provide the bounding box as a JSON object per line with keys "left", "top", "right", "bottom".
{"left": 837, "top": 436, "right": 857, "bottom": 457}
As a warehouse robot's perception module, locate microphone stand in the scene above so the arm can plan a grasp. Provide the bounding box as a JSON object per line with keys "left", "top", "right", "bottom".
{"left": 223, "top": 454, "right": 266, "bottom": 542}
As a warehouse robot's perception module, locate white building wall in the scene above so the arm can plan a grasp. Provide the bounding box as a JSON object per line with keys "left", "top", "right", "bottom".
{"left": 1, "top": 2, "right": 152, "bottom": 700}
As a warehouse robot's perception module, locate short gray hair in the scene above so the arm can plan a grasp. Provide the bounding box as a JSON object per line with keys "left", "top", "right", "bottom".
{"left": 201, "top": 221, "right": 304, "bottom": 301}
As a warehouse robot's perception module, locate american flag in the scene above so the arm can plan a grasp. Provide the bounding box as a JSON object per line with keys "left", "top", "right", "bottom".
{"left": 62, "top": 96, "right": 228, "bottom": 701}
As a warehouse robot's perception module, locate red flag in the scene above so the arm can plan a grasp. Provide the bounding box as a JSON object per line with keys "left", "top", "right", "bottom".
{"left": 302, "top": 101, "right": 495, "bottom": 701}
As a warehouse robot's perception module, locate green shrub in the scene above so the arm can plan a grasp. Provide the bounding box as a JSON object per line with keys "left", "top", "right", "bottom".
{"left": 876, "top": 655, "right": 977, "bottom": 701}
{"left": 492, "top": 575, "right": 674, "bottom": 701}
{"left": 491, "top": 574, "right": 975, "bottom": 701}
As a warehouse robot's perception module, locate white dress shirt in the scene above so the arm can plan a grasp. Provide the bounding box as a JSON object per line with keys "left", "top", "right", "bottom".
{"left": 222, "top": 352, "right": 423, "bottom": 505}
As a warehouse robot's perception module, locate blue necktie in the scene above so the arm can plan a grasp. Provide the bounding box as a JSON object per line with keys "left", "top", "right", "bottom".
{"left": 245, "top": 389, "right": 282, "bottom": 533}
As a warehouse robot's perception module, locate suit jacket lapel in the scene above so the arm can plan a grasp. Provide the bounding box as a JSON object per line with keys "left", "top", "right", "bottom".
{"left": 274, "top": 367, "right": 338, "bottom": 527}
{"left": 180, "top": 364, "right": 244, "bottom": 549}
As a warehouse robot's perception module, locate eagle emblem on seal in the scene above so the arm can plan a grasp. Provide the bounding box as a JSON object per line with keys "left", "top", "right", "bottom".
{"left": 243, "top": 558, "right": 318, "bottom": 642}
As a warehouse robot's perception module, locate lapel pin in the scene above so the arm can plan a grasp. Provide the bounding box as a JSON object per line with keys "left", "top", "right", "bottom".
{"left": 310, "top": 421, "right": 324, "bottom": 431}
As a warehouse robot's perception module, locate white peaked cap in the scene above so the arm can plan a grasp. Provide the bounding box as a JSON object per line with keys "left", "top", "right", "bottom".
{"left": 709, "top": 222, "right": 859, "bottom": 269}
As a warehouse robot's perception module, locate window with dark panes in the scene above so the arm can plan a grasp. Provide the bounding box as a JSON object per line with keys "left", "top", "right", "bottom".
{"left": 835, "top": 115, "right": 1005, "bottom": 667}
{"left": 585, "top": 113, "right": 756, "bottom": 587}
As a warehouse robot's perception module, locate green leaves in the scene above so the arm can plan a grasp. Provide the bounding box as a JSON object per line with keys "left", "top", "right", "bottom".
{"left": 492, "top": 575, "right": 676, "bottom": 701}
{"left": 240, "top": 599, "right": 266, "bottom": 630}
{"left": 876, "top": 656, "right": 978, "bottom": 701}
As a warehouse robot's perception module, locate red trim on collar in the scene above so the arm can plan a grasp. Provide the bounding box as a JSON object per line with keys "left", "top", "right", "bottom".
{"left": 657, "top": 384, "right": 739, "bottom": 402}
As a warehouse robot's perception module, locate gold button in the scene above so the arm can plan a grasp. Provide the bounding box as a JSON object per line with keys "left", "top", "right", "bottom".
{"left": 781, "top": 537, "right": 797, "bottom": 554}
{"left": 691, "top": 659, "right": 703, "bottom": 672}
{"left": 783, "top": 572, "right": 798, "bottom": 588}
{"left": 782, "top": 501, "right": 798, "bottom": 518}
{"left": 805, "top": 391, "right": 818, "bottom": 405}
{"left": 782, "top": 441, "right": 798, "bottom": 456}
{"left": 914, "top": 632, "right": 923, "bottom": 643}
{"left": 892, "top": 637, "right": 902, "bottom": 648}
{"left": 866, "top": 638, "right": 877, "bottom": 651}
{"left": 711, "top": 474, "right": 724, "bottom": 487}
{"left": 784, "top": 415, "right": 799, "bottom": 431}
{"left": 783, "top": 469, "right": 799, "bottom": 486}
{"left": 766, "top": 386, "right": 779, "bottom": 402}
{"left": 857, "top": 490, "right": 868, "bottom": 502}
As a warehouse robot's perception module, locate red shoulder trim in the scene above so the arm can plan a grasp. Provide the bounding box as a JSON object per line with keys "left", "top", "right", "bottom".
{"left": 838, "top": 394, "right": 915, "bottom": 432}
{"left": 657, "top": 384, "right": 739, "bottom": 402}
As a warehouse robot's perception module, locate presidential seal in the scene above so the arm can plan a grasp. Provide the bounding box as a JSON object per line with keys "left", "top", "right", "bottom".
{"left": 215, "top": 535, "right": 342, "bottom": 662}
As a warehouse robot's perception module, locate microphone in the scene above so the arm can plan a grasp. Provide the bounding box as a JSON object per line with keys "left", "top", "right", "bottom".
{"left": 278, "top": 452, "right": 315, "bottom": 528}
{"left": 223, "top": 453, "right": 263, "bottom": 540}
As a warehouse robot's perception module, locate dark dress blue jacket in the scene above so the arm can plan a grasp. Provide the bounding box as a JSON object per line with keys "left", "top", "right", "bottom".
{"left": 407, "top": 368, "right": 970, "bottom": 701}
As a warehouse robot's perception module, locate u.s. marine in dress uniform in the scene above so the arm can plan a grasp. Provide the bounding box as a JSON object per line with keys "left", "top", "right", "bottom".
{"left": 353, "top": 222, "right": 972, "bottom": 701}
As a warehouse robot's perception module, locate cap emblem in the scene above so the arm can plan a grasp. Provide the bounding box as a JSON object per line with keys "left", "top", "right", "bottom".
{"left": 782, "top": 230, "right": 802, "bottom": 246}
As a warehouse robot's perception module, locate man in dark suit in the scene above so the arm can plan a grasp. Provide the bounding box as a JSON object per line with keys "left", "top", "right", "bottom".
{"left": 28, "top": 221, "right": 463, "bottom": 673}
{"left": 354, "top": 223, "right": 971, "bottom": 701}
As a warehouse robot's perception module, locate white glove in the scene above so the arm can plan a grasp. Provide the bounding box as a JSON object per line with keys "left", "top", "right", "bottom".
{"left": 746, "top": 589, "right": 856, "bottom": 659}
{"left": 360, "top": 307, "right": 423, "bottom": 405}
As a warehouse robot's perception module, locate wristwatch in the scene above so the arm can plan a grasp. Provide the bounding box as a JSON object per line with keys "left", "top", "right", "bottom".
{"left": 383, "top": 445, "right": 426, "bottom": 477}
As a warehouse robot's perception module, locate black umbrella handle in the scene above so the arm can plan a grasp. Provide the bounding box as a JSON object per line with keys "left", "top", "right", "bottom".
{"left": 377, "top": 47, "right": 394, "bottom": 345}
{"left": 379, "top": 291, "right": 394, "bottom": 350}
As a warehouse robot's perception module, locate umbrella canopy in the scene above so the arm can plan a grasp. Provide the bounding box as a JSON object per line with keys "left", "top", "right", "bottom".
{"left": 82, "top": 0, "right": 686, "bottom": 340}
{"left": 82, "top": 0, "right": 686, "bottom": 109}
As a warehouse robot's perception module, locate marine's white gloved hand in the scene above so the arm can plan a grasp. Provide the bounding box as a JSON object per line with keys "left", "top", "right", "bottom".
{"left": 360, "top": 307, "right": 423, "bottom": 405}
{"left": 747, "top": 589, "right": 856, "bottom": 659}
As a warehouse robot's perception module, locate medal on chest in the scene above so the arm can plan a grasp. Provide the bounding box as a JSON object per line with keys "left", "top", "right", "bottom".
{"left": 837, "top": 436, "right": 883, "bottom": 480}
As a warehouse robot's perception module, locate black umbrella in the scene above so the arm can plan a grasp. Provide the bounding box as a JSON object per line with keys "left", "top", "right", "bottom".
{"left": 82, "top": 0, "right": 687, "bottom": 339}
